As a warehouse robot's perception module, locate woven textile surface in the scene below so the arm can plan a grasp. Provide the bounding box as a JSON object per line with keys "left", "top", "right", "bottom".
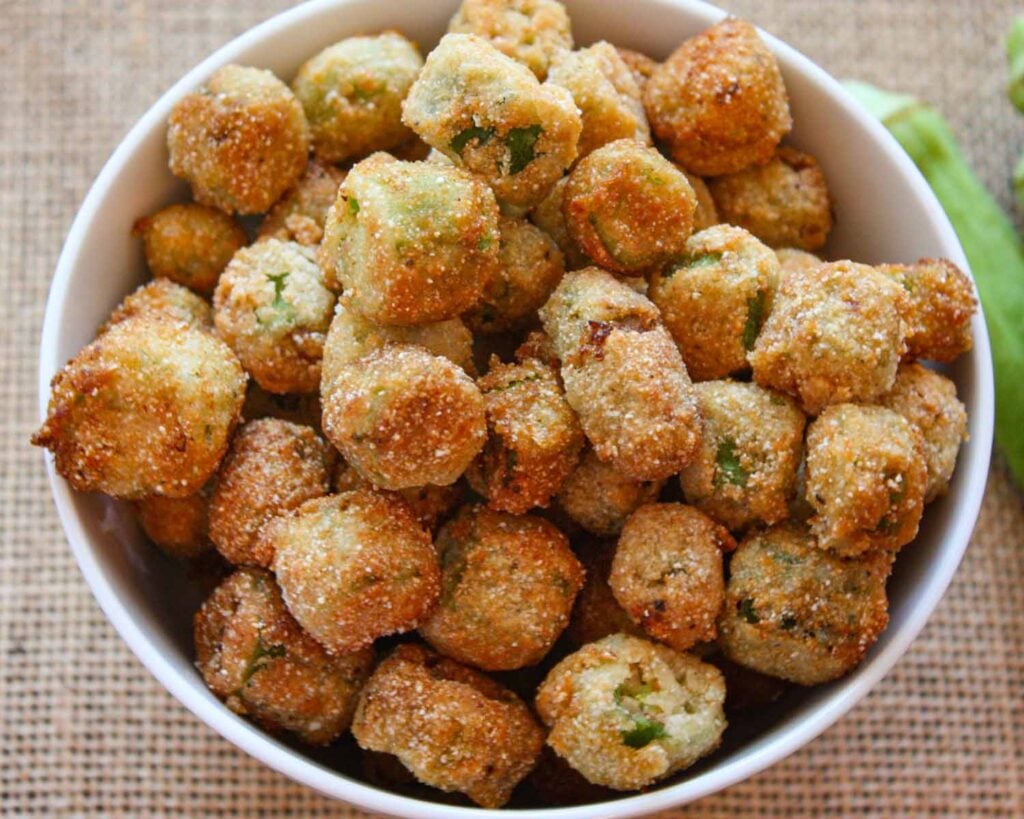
{"left": 2, "top": 0, "right": 1022, "bottom": 816}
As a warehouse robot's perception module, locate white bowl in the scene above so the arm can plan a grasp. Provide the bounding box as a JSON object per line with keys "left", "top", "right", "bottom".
{"left": 38, "top": 0, "right": 994, "bottom": 815}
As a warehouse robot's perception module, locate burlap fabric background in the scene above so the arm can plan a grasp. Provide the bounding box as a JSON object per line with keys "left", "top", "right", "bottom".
{"left": 2, "top": 0, "right": 1022, "bottom": 815}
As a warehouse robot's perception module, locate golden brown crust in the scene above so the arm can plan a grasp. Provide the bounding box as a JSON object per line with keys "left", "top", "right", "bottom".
{"left": 135, "top": 491, "right": 211, "bottom": 559}
{"left": 566, "top": 538, "right": 644, "bottom": 647}
{"left": 615, "top": 47, "right": 659, "bottom": 91}
{"left": 683, "top": 170, "right": 720, "bottom": 232}
{"left": 332, "top": 459, "right": 463, "bottom": 532}
{"left": 257, "top": 159, "right": 346, "bottom": 246}
{"left": 100, "top": 279, "right": 213, "bottom": 335}
{"left": 557, "top": 448, "right": 664, "bottom": 537}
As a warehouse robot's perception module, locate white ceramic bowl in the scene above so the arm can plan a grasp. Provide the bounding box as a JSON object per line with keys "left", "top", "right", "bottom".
{"left": 38, "top": 0, "right": 994, "bottom": 815}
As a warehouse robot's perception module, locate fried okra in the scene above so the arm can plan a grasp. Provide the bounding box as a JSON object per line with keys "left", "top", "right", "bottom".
{"left": 616, "top": 47, "right": 658, "bottom": 92}
{"left": 420, "top": 505, "right": 584, "bottom": 669}
{"left": 194, "top": 568, "right": 373, "bottom": 744}
{"left": 447, "top": 0, "right": 573, "bottom": 80}
{"left": 535, "top": 633, "right": 726, "bottom": 790}
{"left": 135, "top": 490, "right": 210, "bottom": 559}
{"left": 292, "top": 33, "right": 423, "bottom": 164}
{"left": 528, "top": 176, "right": 591, "bottom": 269}
{"left": 557, "top": 448, "right": 664, "bottom": 537}
{"left": 214, "top": 239, "right": 335, "bottom": 394}
{"left": 805, "top": 404, "right": 927, "bottom": 556}
{"left": 322, "top": 344, "right": 487, "bottom": 489}
{"left": 33, "top": 317, "right": 246, "bottom": 499}
{"left": 352, "top": 643, "right": 544, "bottom": 808}
{"left": 610, "top": 504, "right": 733, "bottom": 651}
{"left": 333, "top": 459, "right": 463, "bottom": 532}
{"left": 718, "top": 524, "right": 891, "bottom": 685}
{"left": 540, "top": 268, "right": 702, "bottom": 480}
{"left": 644, "top": 18, "right": 791, "bottom": 176}
{"left": 649, "top": 224, "right": 780, "bottom": 381}
{"left": 679, "top": 381, "right": 806, "bottom": 530}
{"left": 708, "top": 147, "right": 833, "bottom": 250}
{"left": 547, "top": 42, "right": 650, "bottom": 159}
{"left": 879, "top": 364, "right": 968, "bottom": 502}
{"left": 775, "top": 246, "right": 822, "bottom": 277}
{"left": 100, "top": 278, "right": 213, "bottom": 334}
{"left": 567, "top": 538, "right": 644, "bottom": 646}
{"left": 208, "top": 419, "right": 331, "bottom": 567}
{"left": 318, "top": 153, "right": 500, "bottom": 323}
{"left": 464, "top": 216, "right": 565, "bottom": 334}
{"left": 564, "top": 139, "right": 696, "bottom": 273}
{"left": 268, "top": 490, "right": 440, "bottom": 653}
{"left": 402, "top": 33, "right": 582, "bottom": 211}
{"left": 241, "top": 382, "right": 322, "bottom": 430}
{"left": 684, "top": 171, "right": 719, "bottom": 232}
{"left": 133, "top": 203, "right": 246, "bottom": 294}
{"left": 167, "top": 65, "right": 309, "bottom": 214}
{"left": 466, "top": 358, "right": 584, "bottom": 513}
{"left": 880, "top": 258, "right": 976, "bottom": 363}
{"left": 750, "top": 261, "right": 909, "bottom": 414}
{"left": 256, "top": 159, "right": 346, "bottom": 246}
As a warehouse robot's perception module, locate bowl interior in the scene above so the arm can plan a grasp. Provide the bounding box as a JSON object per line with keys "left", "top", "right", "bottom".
{"left": 39, "top": 0, "right": 993, "bottom": 816}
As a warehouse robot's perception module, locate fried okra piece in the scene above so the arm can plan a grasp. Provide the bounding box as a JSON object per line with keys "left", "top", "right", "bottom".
{"left": 649, "top": 224, "right": 780, "bottom": 381}
{"left": 805, "top": 404, "right": 927, "bottom": 556}
{"left": 564, "top": 139, "right": 696, "bottom": 274}
{"left": 208, "top": 419, "right": 331, "bottom": 567}
{"left": 464, "top": 216, "right": 565, "bottom": 334}
{"left": 352, "top": 643, "right": 544, "bottom": 808}
{"left": 256, "top": 159, "right": 346, "bottom": 246}
{"left": 268, "top": 491, "right": 440, "bottom": 653}
{"left": 718, "top": 523, "right": 891, "bottom": 685}
{"left": 684, "top": 171, "right": 719, "bottom": 232}
{"left": 241, "top": 382, "right": 322, "bottom": 430}
{"left": 535, "top": 633, "right": 726, "bottom": 790}
{"left": 708, "top": 147, "right": 833, "bottom": 250}
{"left": 32, "top": 317, "right": 246, "bottom": 499}
{"left": 420, "top": 505, "right": 584, "bottom": 669}
{"left": 528, "top": 176, "right": 591, "bottom": 269}
{"left": 879, "top": 364, "right": 968, "bottom": 502}
{"left": 644, "top": 18, "right": 791, "bottom": 176}
{"left": 515, "top": 328, "right": 561, "bottom": 370}
{"left": 466, "top": 358, "right": 584, "bottom": 513}
{"left": 750, "top": 261, "right": 909, "bottom": 414}
{"left": 134, "top": 490, "right": 210, "bottom": 559}
{"left": 547, "top": 42, "right": 650, "bottom": 159}
{"left": 540, "top": 268, "right": 702, "bottom": 481}
{"left": 167, "top": 65, "right": 309, "bottom": 214}
{"left": 610, "top": 504, "right": 733, "bottom": 651}
{"left": 557, "top": 448, "right": 664, "bottom": 536}
{"left": 679, "top": 381, "right": 806, "bottom": 530}
{"left": 133, "top": 203, "right": 246, "bottom": 295}
{"left": 333, "top": 460, "right": 463, "bottom": 532}
{"left": 100, "top": 279, "right": 213, "bottom": 334}
{"left": 567, "top": 538, "right": 644, "bottom": 646}
{"left": 214, "top": 240, "right": 335, "bottom": 394}
{"left": 321, "top": 298, "right": 475, "bottom": 394}
{"left": 402, "top": 33, "right": 582, "bottom": 211}
{"left": 292, "top": 33, "right": 423, "bottom": 164}
{"left": 880, "top": 258, "right": 977, "bottom": 363}
{"left": 322, "top": 344, "right": 487, "bottom": 489}
{"left": 447, "top": 0, "right": 573, "bottom": 80}
{"left": 319, "top": 153, "right": 500, "bottom": 323}
{"left": 775, "top": 246, "right": 822, "bottom": 277}
{"left": 194, "top": 568, "right": 374, "bottom": 744}
{"left": 616, "top": 47, "right": 658, "bottom": 92}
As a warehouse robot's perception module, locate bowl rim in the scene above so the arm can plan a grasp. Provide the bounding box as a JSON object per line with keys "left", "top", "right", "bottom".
{"left": 37, "top": 0, "right": 994, "bottom": 816}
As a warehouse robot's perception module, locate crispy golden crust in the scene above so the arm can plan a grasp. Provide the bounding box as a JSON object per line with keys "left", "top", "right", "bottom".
{"left": 135, "top": 491, "right": 210, "bottom": 559}
{"left": 557, "top": 448, "right": 664, "bottom": 537}
{"left": 610, "top": 504, "right": 732, "bottom": 651}
{"left": 683, "top": 170, "right": 720, "bottom": 232}
{"left": 269, "top": 491, "right": 440, "bottom": 653}
{"left": 464, "top": 216, "right": 566, "bottom": 334}
{"left": 566, "top": 538, "right": 644, "bottom": 647}
{"left": 644, "top": 18, "right": 791, "bottom": 176}
{"left": 879, "top": 258, "right": 976, "bottom": 363}
{"left": 194, "top": 568, "right": 374, "bottom": 745}
{"left": 774, "top": 246, "right": 822, "bottom": 277}
{"left": 100, "top": 279, "right": 213, "bottom": 334}
{"left": 879, "top": 364, "right": 967, "bottom": 503}
{"left": 214, "top": 240, "right": 335, "bottom": 394}
{"left": 257, "top": 159, "right": 346, "bottom": 246}
{"left": 332, "top": 459, "right": 463, "bottom": 532}
{"left": 708, "top": 146, "right": 832, "bottom": 250}
{"left": 208, "top": 419, "right": 331, "bottom": 567}
{"left": 515, "top": 329, "right": 562, "bottom": 370}
{"left": 133, "top": 203, "right": 247, "bottom": 295}
{"left": 805, "top": 404, "right": 927, "bottom": 556}
{"left": 167, "top": 65, "right": 310, "bottom": 215}
{"left": 529, "top": 176, "right": 592, "bottom": 270}
{"left": 32, "top": 317, "right": 246, "bottom": 499}
{"left": 322, "top": 344, "right": 487, "bottom": 490}
{"left": 679, "top": 380, "right": 806, "bottom": 530}
{"left": 615, "top": 47, "right": 659, "bottom": 92}
{"left": 466, "top": 358, "right": 584, "bottom": 513}
{"left": 564, "top": 139, "right": 695, "bottom": 273}
{"left": 352, "top": 643, "right": 544, "bottom": 808}
{"left": 447, "top": 0, "right": 573, "bottom": 80}
{"left": 649, "top": 224, "right": 780, "bottom": 381}
{"left": 718, "top": 523, "right": 891, "bottom": 685}
{"left": 535, "top": 633, "right": 726, "bottom": 790}
{"left": 750, "top": 261, "right": 908, "bottom": 414}
{"left": 420, "top": 504, "right": 583, "bottom": 669}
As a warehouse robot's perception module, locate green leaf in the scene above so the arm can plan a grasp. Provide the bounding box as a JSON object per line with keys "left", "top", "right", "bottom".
{"left": 688, "top": 251, "right": 723, "bottom": 268}
{"left": 348, "top": 197, "right": 359, "bottom": 215}
{"left": 742, "top": 289, "right": 767, "bottom": 351}
{"left": 266, "top": 272, "right": 290, "bottom": 311}
{"left": 715, "top": 439, "right": 749, "bottom": 487}
{"left": 739, "top": 597, "right": 760, "bottom": 624}
{"left": 450, "top": 125, "right": 495, "bottom": 156}
{"left": 622, "top": 715, "right": 667, "bottom": 748}
{"left": 506, "top": 124, "right": 543, "bottom": 175}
